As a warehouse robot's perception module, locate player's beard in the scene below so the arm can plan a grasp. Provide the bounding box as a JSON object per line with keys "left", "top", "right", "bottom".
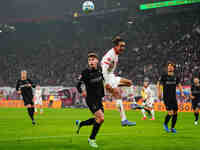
{"left": 21, "top": 76, "right": 27, "bottom": 80}
{"left": 89, "top": 64, "right": 97, "bottom": 69}
{"left": 168, "top": 70, "right": 174, "bottom": 75}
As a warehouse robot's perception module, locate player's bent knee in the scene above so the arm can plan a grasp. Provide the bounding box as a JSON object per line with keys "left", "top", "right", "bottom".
{"left": 96, "top": 116, "right": 104, "bottom": 124}
{"left": 99, "top": 116, "right": 104, "bottom": 123}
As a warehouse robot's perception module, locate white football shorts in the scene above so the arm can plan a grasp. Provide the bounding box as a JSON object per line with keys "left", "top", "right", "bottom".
{"left": 104, "top": 73, "right": 121, "bottom": 88}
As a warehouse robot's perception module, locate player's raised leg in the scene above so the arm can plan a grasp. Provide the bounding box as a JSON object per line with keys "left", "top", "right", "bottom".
{"left": 106, "top": 82, "right": 136, "bottom": 126}
{"left": 118, "top": 78, "right": 136, "bottom": 126}
{"left": 101, "top": 36, "right": 136, "bottom": 127}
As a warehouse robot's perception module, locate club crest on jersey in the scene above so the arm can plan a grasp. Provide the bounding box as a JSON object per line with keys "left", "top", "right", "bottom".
{"left": 107, "top": 57, "right": 112, "bottom": 62}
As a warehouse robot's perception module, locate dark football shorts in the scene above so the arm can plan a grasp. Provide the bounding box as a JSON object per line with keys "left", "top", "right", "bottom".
{"left": 86, "top": 97, "right": 104, "bottom": 114}
{"left": 164, "top": 99, "right": 178, "bottom": 111}
{"left": 23, "top": 96, "right": 34, "bottom": 106}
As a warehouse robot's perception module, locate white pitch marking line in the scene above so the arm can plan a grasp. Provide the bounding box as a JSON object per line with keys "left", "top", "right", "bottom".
{"left": 0, "top": 133, "right": 124, "bottom": 142}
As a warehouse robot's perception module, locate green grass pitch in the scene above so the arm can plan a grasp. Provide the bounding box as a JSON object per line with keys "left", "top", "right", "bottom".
{"left": 0, "top": 108, "right": 199, "bottom": 150}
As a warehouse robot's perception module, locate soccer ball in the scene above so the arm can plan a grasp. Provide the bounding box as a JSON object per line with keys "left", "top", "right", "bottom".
{"left": 82, "top": 1, "right": 95, "bottom": 13}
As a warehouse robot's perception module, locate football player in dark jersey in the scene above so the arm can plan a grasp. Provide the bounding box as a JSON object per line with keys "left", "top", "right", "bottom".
{"left": 76, "top": 53, "right": 104, "bottom": 148}
{"left": 16, "top": 70, "right": 36, "bottom": 125}
{"left": 157, "top": 62, "right": 184, "bottom": 133}
{"left": 190, "top": 77, "right": 200, "bottom": 125}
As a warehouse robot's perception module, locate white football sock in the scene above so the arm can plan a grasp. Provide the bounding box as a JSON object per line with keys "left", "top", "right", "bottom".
{"left": 141, "top": 109, "right": 146, "bottom": 117}
{"left": 116, "top": 99, "right": 127, "bottom": 121}
{"left": 151, "top": 109, "right": 155, "bottom": 118}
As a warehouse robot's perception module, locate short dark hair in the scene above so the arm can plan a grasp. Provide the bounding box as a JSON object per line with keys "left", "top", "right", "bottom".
{"left": 167, "top": 61, "right": 175, "bottom": 67}
{"left": 112, "top": 36, "right": 125, "bottom": 46}
{"left": 88, "top": 52, "right": 99, "bottom": 59}
{"left": 21, "top": 70, "right": 27, "bottom": 73}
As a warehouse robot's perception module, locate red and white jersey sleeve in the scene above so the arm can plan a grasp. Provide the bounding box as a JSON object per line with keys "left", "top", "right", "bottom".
{"left": 101, "top": 48, "right": 118, "bottom": 75}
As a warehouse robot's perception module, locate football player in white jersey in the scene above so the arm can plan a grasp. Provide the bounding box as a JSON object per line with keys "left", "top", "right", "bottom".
{"left": 141, "top": 78, "right": 155, "bottom": 120}
{"left": 101, "top": 36, "right": 136, "bottom": 126}
{"left": 34, "top": 85, "right": 43, "bottom": 114}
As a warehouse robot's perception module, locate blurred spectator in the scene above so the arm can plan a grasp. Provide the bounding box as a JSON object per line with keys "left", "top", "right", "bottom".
{"left": 0, "top": 9, "right": 199, "bottom": 87}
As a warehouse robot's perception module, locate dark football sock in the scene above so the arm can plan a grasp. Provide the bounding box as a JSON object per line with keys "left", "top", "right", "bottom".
{"left": 27, "top": 108, "right": 34, "bottom": 121}
{"left": 195, "top": 112, "right": 199, "bottom": 121}
{"left": 89, "top": 121, "right": 101, "bottom": 140}
{"left": 31, "top": 107, "right": 35, "bottom": 120}
{"left": 171, "top": 114, "right": 177, "bottom": 128}
{"left": 80, "top": 118, "right": 95, "bottom": 127}
{"left": 164, "top": 114, "right": 172, "bottom": 125}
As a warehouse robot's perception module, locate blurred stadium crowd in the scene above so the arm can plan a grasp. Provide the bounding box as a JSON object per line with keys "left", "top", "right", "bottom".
{"left": 0, "top": 5, "right": 199, "bottom": 87}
